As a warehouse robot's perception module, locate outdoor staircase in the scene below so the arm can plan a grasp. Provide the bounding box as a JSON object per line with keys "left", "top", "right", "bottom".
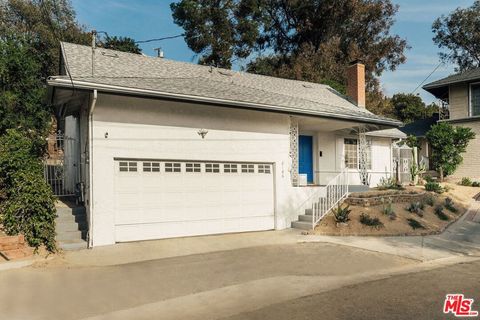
{"left": 0, "top": 235, "right": 33, "bottom": 261}
{"left": 291, "top": 208, "right": 315, "bottom": 230}
{"left": 56, "top": 203, "right": 88, "bottom": 250}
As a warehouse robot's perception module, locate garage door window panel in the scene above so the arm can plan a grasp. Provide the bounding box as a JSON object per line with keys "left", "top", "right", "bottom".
{"left": 165, "top": 162, "right": 181, "bottom": 172}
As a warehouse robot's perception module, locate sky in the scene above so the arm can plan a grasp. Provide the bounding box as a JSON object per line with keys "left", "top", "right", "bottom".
{"left": 71, "top": 0, "right": 475, "bottom": 104}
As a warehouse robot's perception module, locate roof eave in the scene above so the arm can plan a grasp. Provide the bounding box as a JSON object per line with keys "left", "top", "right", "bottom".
{"left": 47, "top": 77, "right": 402, "bottom": 127}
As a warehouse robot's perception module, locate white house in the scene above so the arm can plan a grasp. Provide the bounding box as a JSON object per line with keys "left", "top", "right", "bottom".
{"left": 47, "top": 42, "right": 404, "bottom": 247}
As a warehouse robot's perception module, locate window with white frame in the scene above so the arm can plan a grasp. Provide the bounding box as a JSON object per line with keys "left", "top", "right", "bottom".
{"left": 224, "top": 164, "right": 238, "bottom": 173}
{"left": 257, "top": 164, "right": 271, "bottom": 174}
{"left": 241, "top": 164, "right": 255, "bottom": 173}
{"left": 470, "top": 83, "right": 480, "bottom": 116}
{"left": 344, "top": 138, "right": 372, "bottom": 170}
{"left": 186, "top": 163, "right": 201, "bottom": 173}
{"left": 119, "top": 161, "right": 137, "bottom": 172}
{"left": 165, "top": 162, "right": 181, "bottom": 172}
{"left": 205, "top": 163, "right": 220, "bottom": 173}
{"left": 143, "top": 162, "right": 160, "bottom": 172}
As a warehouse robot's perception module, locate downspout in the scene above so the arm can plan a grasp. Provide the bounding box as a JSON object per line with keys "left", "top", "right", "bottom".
{"left": 87, "top": 89, "right": 97, "bottom": 248}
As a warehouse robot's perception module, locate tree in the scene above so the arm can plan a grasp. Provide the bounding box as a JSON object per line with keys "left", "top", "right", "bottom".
{"left": 101, "top": 36, "right": 142, "bottom": 54}
{"left": 0, "top": 33, "right": 52, "bottom": 137}
{"left": 171, "top": 0, "right": 408, "bottom": 108}
{"left": 432, "top": 1, "right": 480, "bottom": 72}
{"left": 0, "top": 0, "right": 90, "bottom": 79}
{"left": 391, "top": 93, "right": 436, "bottom": 124}
{"left": 426, "top": 122, "right": 475, "bottom": 181}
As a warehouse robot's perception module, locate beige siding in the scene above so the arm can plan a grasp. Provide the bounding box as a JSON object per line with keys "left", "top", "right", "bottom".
{"left": 452, "top": 121, "right": 480, "bottom": 179}
{"left": 449, "top": 83, "right": 469, "bottom": 119}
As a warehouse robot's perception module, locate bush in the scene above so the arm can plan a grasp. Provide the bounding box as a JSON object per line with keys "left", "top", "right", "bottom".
{"left": 424, "top": 195, "right": 435, "bottom": 207}
{"left": 407, "top": 218, "right": 425, "bottom": 230}
{"left": 381, "top": 197, "right": 396, "bottom": 220}
{"left": 444, "top": 197, "right": 458, "bottom": 213}
{"left": 425, "top": 181, "right": 443, "bottom": 194}
{"left": 434, "top": 205, "right": 449, "bottom": 221}
{"left": 460, "top": 177, "right": 473, "bottom": 186}
{"left": 472, "top": 181, "right": 480, "bottom": 187}
{"left": 406, "top": 202, "right": 424, "bottom": 217}
{"left": 333, "top": 205, "right": 351, "bottom": 223}
{"left": 359, "top": 213, "right": 384, "bottom": 229}
{"left": 0, "top": 130, "right": 56, "bottom": 251}
{"left": 377, "top": 177, "right": 403, "bottom": 190}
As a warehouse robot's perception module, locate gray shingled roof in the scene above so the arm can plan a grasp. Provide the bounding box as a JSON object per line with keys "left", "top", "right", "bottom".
{"left": 48, "top": 42, "right": 401, "bottom": 126}
{"left": 424, "top": 68, "right": 480, "bottom": 90}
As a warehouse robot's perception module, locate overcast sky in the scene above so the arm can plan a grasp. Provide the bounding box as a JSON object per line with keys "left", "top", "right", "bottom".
{"left": 71, "top": 0, "right": 475, "bottom": 104}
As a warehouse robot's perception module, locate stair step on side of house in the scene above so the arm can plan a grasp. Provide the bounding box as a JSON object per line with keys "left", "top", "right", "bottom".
{"left": 304, "top": 208, "right": 313, "bottom": 216}
{"left": 58, "top": 239, "right": 88, "bottom": 251}
{"left": 291, "top": 221, "right": 313, "bottom": 230}
{"left": 56, "top": 230, "right": 88, "bottom": 242}
{"left": 56, "top": 220, "right": 88, "bottom": 232}
{"left": 298, "top": 214, "right": 313, "bottom": 222}
{"left": 55, "top": 205, "right": 88, "bottom": 250}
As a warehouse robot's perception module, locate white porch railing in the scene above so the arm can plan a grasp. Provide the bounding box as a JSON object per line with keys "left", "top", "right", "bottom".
{"left": 294, "top": 168, "right": 349, "bottom": 229}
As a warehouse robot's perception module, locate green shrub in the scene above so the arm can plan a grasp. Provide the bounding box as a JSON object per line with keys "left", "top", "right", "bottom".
{"left": 434, "top": 205, "right": 449, "bottom": 221}
{"left": 381, "top": 197, "right": 396, "bottom": 220}
{"left": 377, "top": 177, "right": 403, "bottom": 190}
{"left": 425, "top": 181, "right": 443, "bottom": 194}
{"left": 407, "top": 218, "right": 425, "bottom": 230}
{"left": 333, "top": 205, "right": 351, "bottom": 223}
{"left": 444, "top": 197, "right": 458, "bottom": 213}
{"left": 359, "top": 213, "right": 384, "bottom": 229}
{"left": 472, "top": 181, "right": 480, "bottom": 187}
{"left": 460, "top": 177, "right": 473, "bottom": 186}
{"left": 424, "top": 195, "right": 435, "bottom": 207}
{"left": 2, "top": 171, "right": 57, "bottom": 251}
{"left": 424, "top": 175, "right": 434, "bottom": 183}
{"left": 406, "top": 202, "right": 424, "bottom": 217}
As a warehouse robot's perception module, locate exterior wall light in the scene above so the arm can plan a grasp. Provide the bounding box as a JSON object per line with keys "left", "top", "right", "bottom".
{"left": 197, "top": 128, "right": 208, "bottom": 139}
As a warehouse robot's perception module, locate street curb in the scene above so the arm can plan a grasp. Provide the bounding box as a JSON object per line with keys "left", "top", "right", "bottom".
{"left": 0, "top": 256, "right": 54, "bottom": 272}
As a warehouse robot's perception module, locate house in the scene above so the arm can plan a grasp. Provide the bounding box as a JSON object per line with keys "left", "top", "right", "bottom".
{"left": 47, "top": 42, "right": 404, "bottom": 247}
{"left": 423, "top": 69, "right": 480, "bottom": 179}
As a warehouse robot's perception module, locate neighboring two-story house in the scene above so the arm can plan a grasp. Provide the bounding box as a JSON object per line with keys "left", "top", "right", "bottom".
{"left": 423, "top": 69, "right": 480, "bottom": 179}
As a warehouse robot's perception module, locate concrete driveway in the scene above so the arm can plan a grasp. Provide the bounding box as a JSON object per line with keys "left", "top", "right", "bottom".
{"left": 1, "top": 242, "right": 414, "bottom": 320}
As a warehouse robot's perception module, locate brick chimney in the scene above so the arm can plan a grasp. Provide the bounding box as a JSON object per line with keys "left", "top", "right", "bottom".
{"left": 346, "top": 61, "right": 366, "bottom": 108}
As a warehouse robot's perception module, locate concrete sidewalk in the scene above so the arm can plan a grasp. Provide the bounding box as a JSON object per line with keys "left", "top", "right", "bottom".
{"left": 302, "top": 201, "right": 480, "bottom": 261}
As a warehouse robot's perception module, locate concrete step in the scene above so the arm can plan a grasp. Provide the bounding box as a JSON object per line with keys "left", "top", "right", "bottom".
{"left": 56, "top": 213, "right": 87, "bottom": 224}
{"left": 291, "top": 221, "right": 313, "bottom": 230}
{"left": 56, "top": 220, "right": 88, "bottom": 232}
{"left": 304, "top": 208, "right": 313, "bottom": 216}
{"left": 56, "top": 206, "right": 86, "bottom": 216}
{"left": 298, "top": 214, "right": 313, "bottom": 222}
{"left": 56, "top": 230, "right": 87, "bottom": 242}
{"left": 58, "top": 240, "right": 88, "bottom": 251}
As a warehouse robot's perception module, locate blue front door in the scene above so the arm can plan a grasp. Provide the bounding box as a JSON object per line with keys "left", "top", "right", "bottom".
{"left": 299, "top": 135, "right": 313, "bottom": 183}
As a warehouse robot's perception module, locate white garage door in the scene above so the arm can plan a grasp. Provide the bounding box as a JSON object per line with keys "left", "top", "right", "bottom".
{"left": 113, "top": 159, "right": 275, "bottom": 242}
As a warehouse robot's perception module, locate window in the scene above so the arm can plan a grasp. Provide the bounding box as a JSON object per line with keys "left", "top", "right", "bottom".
{"left": 165, "top": 162, "right": 181, "bottom": 172}
{"left": 258, "top": 164, "right": 271, "bottom": 174}
{"left": 143, "top": 162, "right": 160, "bottom": 172}
{"left": 344, "top": 138, "right": 372, "bottom": 170}
{"left": 470, "top": 83, "right": 480, "bottom": 116}
{"left": 186, "top": 163, "right": 201, "bottom": 173}
{"left": 241, "top": 164, "right": 255, "bottom": 173}
{"left": 119, "top": 161, "right": 137, "bottom": 172}
{"left": 224, "top": 164, "right": 238, "bottom": 173}
{"left": 206, "top": 163, "right": 220, "bottom": 173}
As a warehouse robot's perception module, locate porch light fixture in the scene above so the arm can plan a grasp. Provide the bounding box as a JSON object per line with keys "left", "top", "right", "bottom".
{"left": 197, "top": 128, "right": 208, "bottom": 139}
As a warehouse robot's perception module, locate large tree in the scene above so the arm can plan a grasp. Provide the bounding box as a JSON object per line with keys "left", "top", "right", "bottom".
{"left": 171, "top": 0, "right": 407, "bottom": 115}
{"left": 100, "top": 36, "right": 142, "bottom": 54}
{"left": 432, "top": 1, "right": 480, "bottom": 72}
{"left": 390, "top": 93, "right": 437, "bottom": 124}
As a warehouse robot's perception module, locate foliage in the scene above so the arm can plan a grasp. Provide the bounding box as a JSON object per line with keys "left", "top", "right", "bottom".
{"left": 460, "top": 177, "right": 473, "bottom": 186}
{"left": 359, "top": 213, "right": 384, "bottom": 229}
{"left": 444, "top": 197, "right": 458, "bottom": 213}
{"left": 409, "top": 162, "right": 426, "bottom": 185}
{"left": 171, "top": 0, "right": 407, "bottom": 116}
{"left": 425, "top": 181, "right": 443, "bottom": 194}
{"left": 434, "top": 205, "right": 450, "bottom": 221}
{"left": 377, "top": 177, "right": 403, "bottom": 190}
{"left": 424, "top": 195, "right": 435, "bottom": 207}
{"left": 473, "top": 181, "right": 480, "bottom": 187}
{"left": 381, "top": 197, "right": 396, "bottom": 220}
{"left": 0, "top": 33, "right": 53, "bottom": 136}
{"left": 426, "top": 122, "right": 475, "bottom": 181}
{"left": 407, "top": 218, "right": 425, "bottom": 230}
{"left": 0, "top": 130, "right": 56, "bottom": 251}
{"left": 432, "top": 1, "right": 480, "bottom": 72}
{"left": 333, "top": 205, "right": 351, "bottom": 223}
{"left": 391, "top": 93, "right": 436, "bottom": 124}
{"left": 406, "top": 202, "right": 424, "bottom": 217}
{"left": 100, "top": 36, "right": 142, "bottom": 54}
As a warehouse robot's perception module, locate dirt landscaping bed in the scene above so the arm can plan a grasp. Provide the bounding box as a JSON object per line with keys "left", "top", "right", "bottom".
{"left": 314, "top": 183, "right": 478, "bottom": 237}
